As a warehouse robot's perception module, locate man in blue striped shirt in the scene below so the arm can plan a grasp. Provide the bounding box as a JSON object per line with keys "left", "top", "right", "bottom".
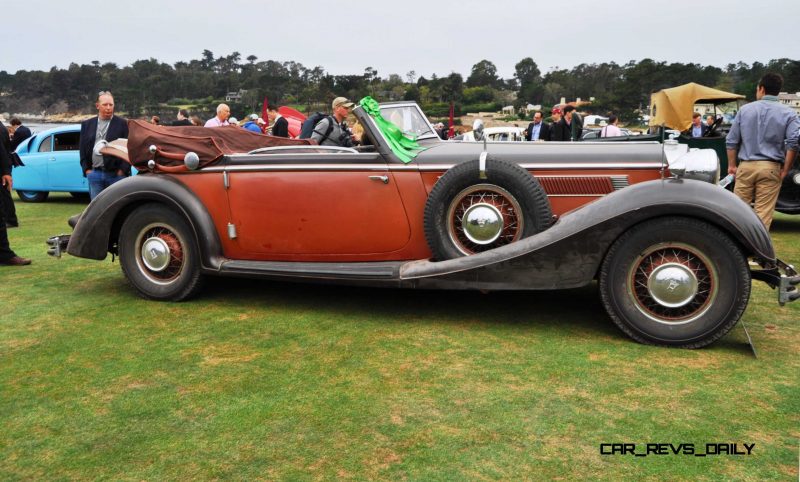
{"left": 726, "top": 73, "right": 800, "bottom": 230}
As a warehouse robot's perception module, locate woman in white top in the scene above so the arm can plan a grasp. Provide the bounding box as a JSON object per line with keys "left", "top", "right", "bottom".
{"left": 600, "top": 114, "right": 623, "bottom": 137}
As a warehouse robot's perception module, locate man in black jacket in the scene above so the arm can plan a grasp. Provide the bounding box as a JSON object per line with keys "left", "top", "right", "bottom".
{"left": 9, "top": 118, "right": 32, "bottom": 151}
{"left": 552, "top": 105, "right": 583, "bottom": 141}
{"left": 267, "top": 106, "right": 289, "bottom": 138}
{"left": 0, "top": 121, "right": 31, "bottom": 266}
{"left": 170, "top": 109, "right": 193, "bottom": 126}
{"left": 525, "top": 111, "right": 551, "bottom": 141}
{"left": 79, "top": 91, "right": 129, "bottom": 200}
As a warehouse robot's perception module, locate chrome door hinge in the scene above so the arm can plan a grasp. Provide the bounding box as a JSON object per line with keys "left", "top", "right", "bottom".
{"left": 227, "top": 223, "right": 237, "bottom": 239}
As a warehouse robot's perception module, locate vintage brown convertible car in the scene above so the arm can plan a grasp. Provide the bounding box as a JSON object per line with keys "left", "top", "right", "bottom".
{"left": 48, "top": 99, "right": 799, "bottom": 348}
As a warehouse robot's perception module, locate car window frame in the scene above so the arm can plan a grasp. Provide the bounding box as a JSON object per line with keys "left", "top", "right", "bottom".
{"left": 38, "top": 134, "right": 53, "bottom": 153}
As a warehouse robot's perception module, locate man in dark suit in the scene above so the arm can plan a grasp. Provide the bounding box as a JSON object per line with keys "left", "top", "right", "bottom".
{"left": 170, "top": 109, "right": 193, "bottom": 126}
{"left": 267, "top": 106, "right": 289, "bottom": 138}
{"left": 525, "top": 111, "right": 551, "bottom": 141}
{"left": 0, "top": 121, "right": 31, "bottom": 266}
{"left": 684, "top": 112, "right": 709, "bottom": 138}
{"left": 552, "top": 105, "right": 583, "bottom": 141}
{"left": 9, "top": 118, "right": 32, "bottom": 151}
{"left": 80, "top": 91, "right": 130, "bottom": 200}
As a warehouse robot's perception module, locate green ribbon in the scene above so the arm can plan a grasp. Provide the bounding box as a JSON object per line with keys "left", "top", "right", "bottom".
{"left": 359, "top": 96, "right": 426, "bottom": 163}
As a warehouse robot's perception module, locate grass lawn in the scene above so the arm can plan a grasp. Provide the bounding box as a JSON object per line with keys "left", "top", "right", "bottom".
{"left": 1, "top": 194, "right": 798, "bottom": 480}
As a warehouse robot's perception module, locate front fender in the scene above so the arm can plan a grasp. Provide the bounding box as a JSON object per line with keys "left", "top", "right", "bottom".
{"left": 66, "top": 175, "right": 224, "bottom": 270}
{"left": 400, "top": 178, "right": 774, "bottom": 290}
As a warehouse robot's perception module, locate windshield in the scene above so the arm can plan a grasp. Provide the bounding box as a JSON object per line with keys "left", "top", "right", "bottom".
{"left": 379, "top": 104, "right": 437, "bottom": 139}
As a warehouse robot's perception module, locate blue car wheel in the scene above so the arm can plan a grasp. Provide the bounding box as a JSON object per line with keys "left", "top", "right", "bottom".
{"left": 16, "top": 190, "right": 49, "bottom": 203}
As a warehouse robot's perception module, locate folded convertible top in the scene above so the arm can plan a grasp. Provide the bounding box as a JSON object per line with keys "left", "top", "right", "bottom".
{"left": 123, "top": 120, "right": 312, "bottom": 169}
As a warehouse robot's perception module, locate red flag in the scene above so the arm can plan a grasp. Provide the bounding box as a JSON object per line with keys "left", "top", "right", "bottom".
{"left": 448, "top": 102, "right": 455, "bottom": 139}
{"left": 261, "top": 97, "right": 268, "bottom": 122}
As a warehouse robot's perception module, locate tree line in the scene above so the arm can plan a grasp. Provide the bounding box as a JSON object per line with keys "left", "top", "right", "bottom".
{"left": 0, "top": 50, "right": 797, "bottom": 122}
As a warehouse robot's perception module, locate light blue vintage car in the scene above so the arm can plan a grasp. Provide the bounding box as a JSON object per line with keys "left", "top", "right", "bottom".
{"left": 12, "top": 124, "right": 137, "bottom": 202}
{"left": 12, "top": 125, "right": 85, "bottom": 202}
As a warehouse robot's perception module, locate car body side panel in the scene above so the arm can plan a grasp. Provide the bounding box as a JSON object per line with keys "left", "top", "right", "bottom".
{"left": 225, "top": 169, "right": 412, "bottom": 257}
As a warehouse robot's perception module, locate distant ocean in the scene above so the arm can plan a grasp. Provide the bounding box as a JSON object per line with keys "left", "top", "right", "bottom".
{"left": 11, "top": 121, "right": 74, "bottom": 133}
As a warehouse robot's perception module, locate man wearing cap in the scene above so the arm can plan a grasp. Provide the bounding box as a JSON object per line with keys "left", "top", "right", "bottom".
{"left": 268, "top": 106, "right": 289, "bottom": 138}
{"left": 311, "top": 97, "right": 355, "bottom": 147}
{"left": 549, "top": 107, "right": 565, "bottom": 141}
{"left": 243, "top": 114, "right": 263, "bottom": 133}
{"left": 552, "top": 105, "right": 582, "bottom": 141}
{"left": 726, "top": 72, "right": 800, "bottom": 230}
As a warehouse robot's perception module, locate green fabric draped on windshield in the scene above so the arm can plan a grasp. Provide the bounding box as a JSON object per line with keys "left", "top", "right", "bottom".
{"left": 359, "top": 96, "right": 426, "bottom": 163}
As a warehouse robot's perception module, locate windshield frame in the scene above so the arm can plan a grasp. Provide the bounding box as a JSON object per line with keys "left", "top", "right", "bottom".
{"left": 378, "top": 101, "right": 439, "bottom": 141}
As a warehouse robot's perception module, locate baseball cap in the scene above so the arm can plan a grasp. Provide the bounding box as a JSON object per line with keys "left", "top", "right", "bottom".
{"left": 257, "top": 117, "right": 266, "bottom": 125}
{"left": 551, "top": 107, "right": 562, "bottom": 115}
{"left": 332, "top": 97, "right": 354, "bottom": 110}
{"left": 249, "top": 114, "right": 258, "bottom": 120}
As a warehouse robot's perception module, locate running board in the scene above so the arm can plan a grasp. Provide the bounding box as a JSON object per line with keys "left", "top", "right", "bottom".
{"left": 217, "top": 259, "right": 404, "bottom": 281}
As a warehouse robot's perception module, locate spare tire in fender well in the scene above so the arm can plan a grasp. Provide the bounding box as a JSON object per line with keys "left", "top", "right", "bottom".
{"left": 423, "top": 158, "right": 553, "bottom": 260}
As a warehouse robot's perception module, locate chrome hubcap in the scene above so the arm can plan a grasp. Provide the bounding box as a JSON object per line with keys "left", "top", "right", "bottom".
{"left": 646, "top": 262, "right": 698, "bottom": 308}
{"left": 141, "top": 236, "right": 171, "bottom": 272}
{"left": 462, "top": 203, "right": 503, "bottom": 245}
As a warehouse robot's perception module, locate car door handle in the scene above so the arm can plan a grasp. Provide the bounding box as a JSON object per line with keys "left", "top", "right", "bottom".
{"left": 49, "top": 157, "right": 56, "bottom": 161}
{"left": 369, "top": 175, "right": 389, "bottom": 184}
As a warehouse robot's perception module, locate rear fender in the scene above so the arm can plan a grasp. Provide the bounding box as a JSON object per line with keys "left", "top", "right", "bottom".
{"left": 401, "top": 178, "right": 774, "bottom": 290}
{"left": 66, "top": 175, "right": 224, "bottom": 269}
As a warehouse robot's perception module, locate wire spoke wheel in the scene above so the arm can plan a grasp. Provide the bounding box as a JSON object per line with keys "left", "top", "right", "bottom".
{"left": 628, "top": 243, "right": 716, "bottom": 324}
{"left": 447, "top": 184, "right": 523, "bottom": 255}
{"left": 424, "top": 159, "right": 552, "bottom": 260}
{"left": 599, "top": 217, "right": 750, "bottom": 348}
{"left": 119, "top": 204, "right": 203, "bottom": 301}
{"left": 135, "top": 224, "right": 186, "bottom": 284}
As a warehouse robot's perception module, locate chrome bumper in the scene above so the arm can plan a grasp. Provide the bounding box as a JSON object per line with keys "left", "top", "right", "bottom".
{"left": 46, "top": 234, "right": 70, "bottom": 258}
{"left": 751, "top": 259, "right": 800, "bottom": 306}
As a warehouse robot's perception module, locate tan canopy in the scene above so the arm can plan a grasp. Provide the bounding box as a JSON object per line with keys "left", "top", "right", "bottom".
{"left": 649, "top": 82, "right": 745, "bottom": 131}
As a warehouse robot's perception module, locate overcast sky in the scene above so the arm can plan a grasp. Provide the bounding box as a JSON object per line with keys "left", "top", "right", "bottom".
{"left": 4, "top": 0, "right": 796, "bottom": 79}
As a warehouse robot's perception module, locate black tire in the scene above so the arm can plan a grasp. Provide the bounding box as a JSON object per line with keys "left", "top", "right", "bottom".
{"left": 69, "top": 192, "right": 90, "bottom": 201}
{"left": 599, "top": 217, "right": 750, "bottom": 348}
{"left": 775, "top": 168, "right": 800, "bottom": 214}
{"left": 118, "top": 203, "right": 203, "bottom": 301}
{"left": 424, "top": 158, "right": 552, "bottom": 260}
{"left": 16, "top": 190, "right": 49, "bottom": 202}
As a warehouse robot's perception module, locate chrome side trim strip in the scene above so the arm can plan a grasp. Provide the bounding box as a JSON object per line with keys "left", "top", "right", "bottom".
{"left": 203, "top": 162, "right": 662, "bottom": 173}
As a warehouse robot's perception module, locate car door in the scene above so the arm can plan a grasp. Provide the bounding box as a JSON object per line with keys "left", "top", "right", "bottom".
{"left": 47, "top": 130, "right": 84, "bottom": 191}
{"left": 14, "top": 134, "right": 53, "bottom": 190}
{"left": 223, "top": 151, "right": 412, "bottom": 260}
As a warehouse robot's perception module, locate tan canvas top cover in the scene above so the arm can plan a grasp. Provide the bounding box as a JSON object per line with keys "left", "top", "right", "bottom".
{"left": 649, "top": 82, "right": 745, "bottom": 131}
{"left": 124, "top": 120, "right": 312, "bottom": 169}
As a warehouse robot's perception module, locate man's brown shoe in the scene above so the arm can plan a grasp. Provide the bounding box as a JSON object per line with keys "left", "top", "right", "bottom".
{"left": 0, "top": 256, "right": 32, "bottom": 266}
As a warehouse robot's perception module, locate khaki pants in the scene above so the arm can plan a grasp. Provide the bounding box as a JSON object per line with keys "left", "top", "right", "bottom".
{"left": 733, "top": 160, "right": 782, "bottom": 230}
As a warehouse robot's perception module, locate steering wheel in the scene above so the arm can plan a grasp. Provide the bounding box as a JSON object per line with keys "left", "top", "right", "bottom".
{"left": 704, "top": 116, "right": 723, "bottom": 137}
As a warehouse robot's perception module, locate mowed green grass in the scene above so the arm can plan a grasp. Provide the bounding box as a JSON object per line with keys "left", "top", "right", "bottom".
{"left": 1, "top": 194, "right": 798, "bottom": 481}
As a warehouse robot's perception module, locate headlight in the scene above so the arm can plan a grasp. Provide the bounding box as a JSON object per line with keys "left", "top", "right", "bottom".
{"left": 665, "top": 142, "right": 719, "bottom": 184}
